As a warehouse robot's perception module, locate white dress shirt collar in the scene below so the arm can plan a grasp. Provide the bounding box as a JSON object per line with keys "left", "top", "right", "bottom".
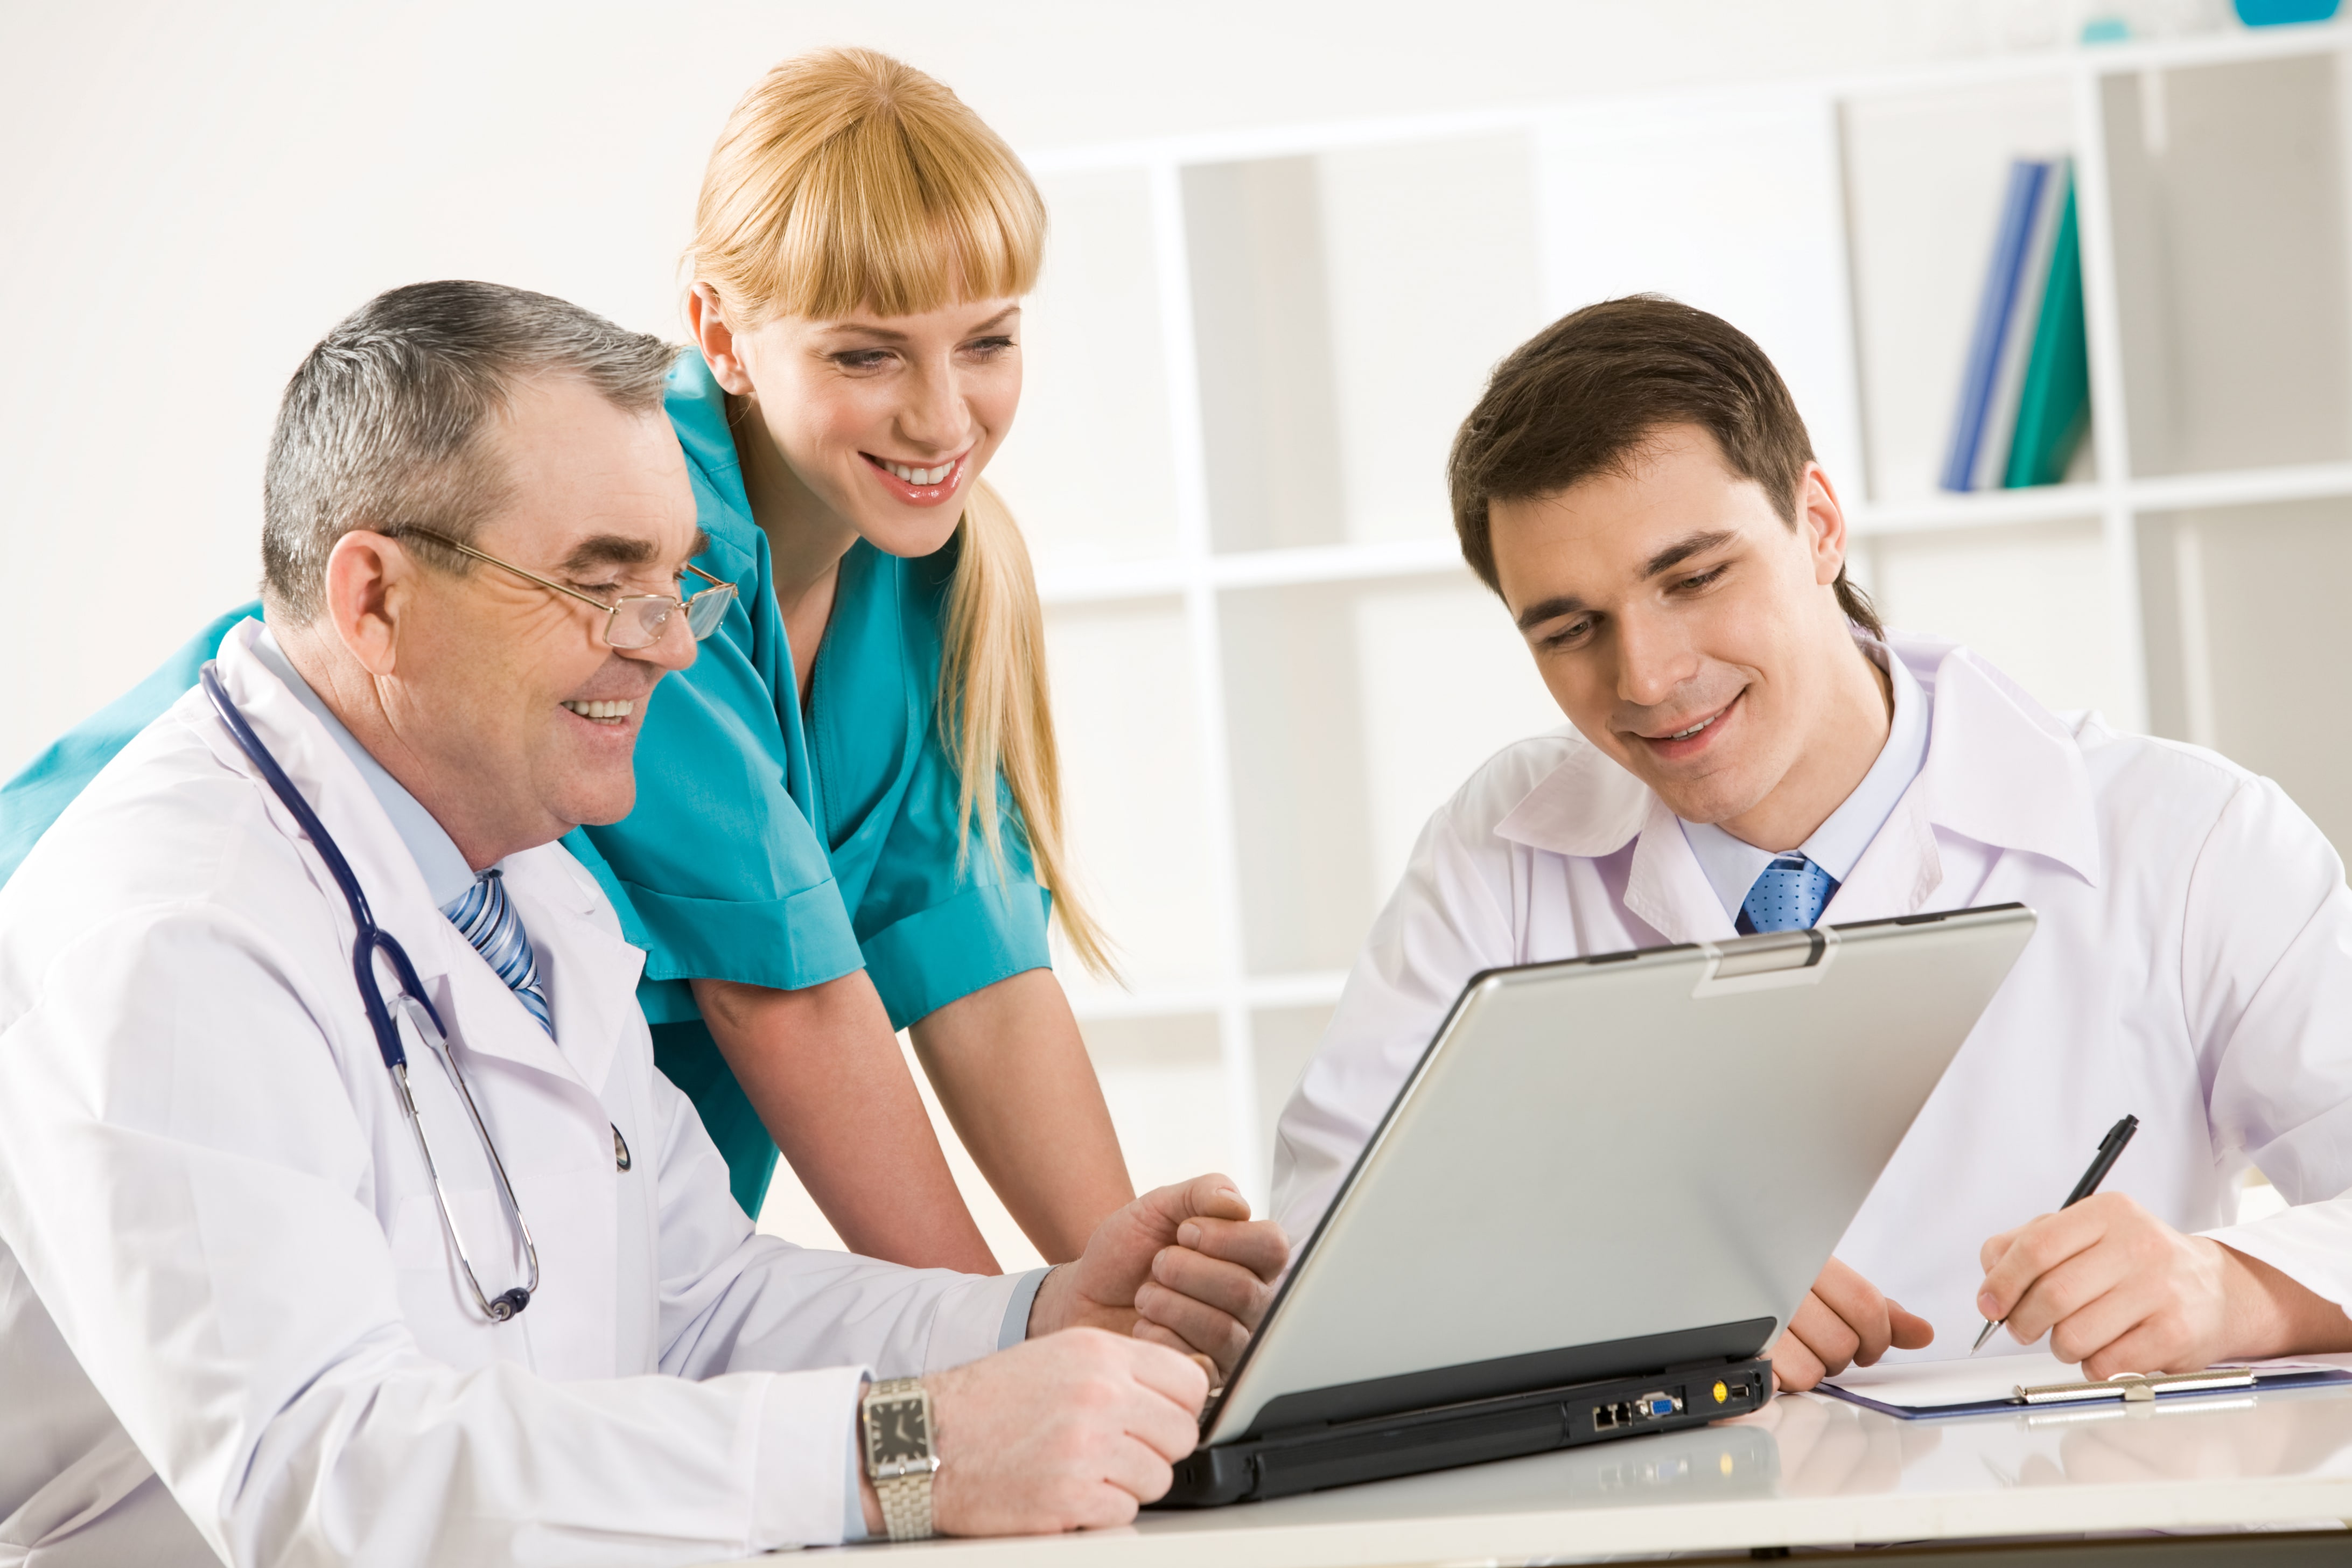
{"left": 249, "top": 626, "right": 482, "bottom": 909}
{"left": 1678, "top": 641, "right": 1932, "bottom": 926}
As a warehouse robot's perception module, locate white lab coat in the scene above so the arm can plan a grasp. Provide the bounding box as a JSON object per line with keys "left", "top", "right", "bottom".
{"left": 0, "top": 621, "right": 1023, "bottom": 1567}
{"left": 1272, "top": 634, "right": 2352, "bottom": 1361}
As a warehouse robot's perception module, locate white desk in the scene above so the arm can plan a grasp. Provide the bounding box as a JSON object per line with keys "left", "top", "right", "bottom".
{"left": 753, "top": 1381, "right": 2352, "bottom": 1565}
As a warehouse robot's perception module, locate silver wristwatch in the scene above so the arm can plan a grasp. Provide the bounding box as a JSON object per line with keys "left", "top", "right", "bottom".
{"left": 860, "top": 1377, "right": 939, "bottom": 1541}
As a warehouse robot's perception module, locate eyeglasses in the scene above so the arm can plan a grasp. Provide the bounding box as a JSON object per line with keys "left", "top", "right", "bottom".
{"left": 396, "top": 527, "right": 738, "bottom": 649}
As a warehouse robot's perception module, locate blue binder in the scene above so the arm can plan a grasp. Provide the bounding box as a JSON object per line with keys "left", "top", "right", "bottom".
{"left": 1941, "top": 159, "right": 2049, "bottom": 493}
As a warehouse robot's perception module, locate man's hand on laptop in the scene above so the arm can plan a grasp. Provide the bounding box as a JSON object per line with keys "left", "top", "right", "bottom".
{"left": 1029, "top": 1173, "right": 1290, "bottom": 1381}
{"left": 1772, "top": 1256, "right": 1934, "bottom": 1391}
{"left": 909, "top": 1331, "right": 1209, "bottom": 1534}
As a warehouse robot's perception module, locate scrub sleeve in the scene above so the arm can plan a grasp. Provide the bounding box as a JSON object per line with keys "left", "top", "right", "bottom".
{"left": 2, "top": 352, "right": 1059, "bottom": 1221}
{"left": 1, "top": 604, "right": 258, "bottom": 885}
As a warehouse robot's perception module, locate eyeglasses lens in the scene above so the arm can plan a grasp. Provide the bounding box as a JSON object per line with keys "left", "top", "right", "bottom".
{"left": 608, "top": 598, "right": 674, "bottom": 650}
{"left": 685, "top": 584, "right": 736, "bottom": 640}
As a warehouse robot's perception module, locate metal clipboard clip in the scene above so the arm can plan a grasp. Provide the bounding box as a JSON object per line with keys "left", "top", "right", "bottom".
{"left": 2015, "top": 1369, "right": 2258, "bottom": 1406}
{"left": 1691, "top": 926, "right": 1842, "bottom": 997}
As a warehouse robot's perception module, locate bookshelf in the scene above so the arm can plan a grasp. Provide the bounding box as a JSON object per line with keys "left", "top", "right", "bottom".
{"left": 752, "top": 19, "right": 2352, "bottom": 1265}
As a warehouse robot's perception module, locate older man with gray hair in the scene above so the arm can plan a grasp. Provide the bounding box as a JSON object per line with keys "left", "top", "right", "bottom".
{"left": 0, "top": 281, "right": 1282, "bottom": 1565}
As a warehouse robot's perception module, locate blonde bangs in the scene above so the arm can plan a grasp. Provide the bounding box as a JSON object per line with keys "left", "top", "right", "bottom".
{"left": 695, "top": 49, "right": 1044, "bottom": 324}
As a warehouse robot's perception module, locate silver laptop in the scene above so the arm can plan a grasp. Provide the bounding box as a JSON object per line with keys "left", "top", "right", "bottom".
{"left": 1161, "top": 905, "right": 2036, "bottom": 1506}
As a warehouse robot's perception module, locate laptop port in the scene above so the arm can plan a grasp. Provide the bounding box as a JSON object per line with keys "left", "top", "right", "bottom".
{"left": 1596, "top": 1389, "right": 1688, "bottom": 1432}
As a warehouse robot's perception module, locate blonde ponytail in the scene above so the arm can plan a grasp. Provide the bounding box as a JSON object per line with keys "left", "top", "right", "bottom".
{"left": 941, "top": 481, "right": 1115, "bottom": 974}
{"left": 690, "top": 47, "right": 1114, "bottom": 975}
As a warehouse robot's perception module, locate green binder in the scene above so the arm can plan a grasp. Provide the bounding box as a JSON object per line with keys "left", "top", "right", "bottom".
{"left": 2004, "top": 174, "right": 2090, "bottom": 488}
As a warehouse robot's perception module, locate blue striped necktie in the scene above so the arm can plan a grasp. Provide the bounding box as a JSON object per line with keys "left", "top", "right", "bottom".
{"left": 442, "top": 869, "right": 554, "bottom": 1036}
{"left": 1739, "top": 855, "right": 1838, "bottom": 934}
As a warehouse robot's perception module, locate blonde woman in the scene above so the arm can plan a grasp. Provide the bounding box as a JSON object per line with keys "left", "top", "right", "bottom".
{"left": 0, "top": 48, "right": 1133, "bottom": 1273}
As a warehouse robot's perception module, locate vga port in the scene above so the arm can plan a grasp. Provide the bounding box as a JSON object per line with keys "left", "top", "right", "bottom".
{"left": 1594, "top": 1389, "right": 1685, "bottom": 1431}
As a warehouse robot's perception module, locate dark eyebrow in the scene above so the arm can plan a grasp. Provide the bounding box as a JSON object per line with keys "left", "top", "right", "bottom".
{"left": 1513, "top": 530, "right": 1740, "bottom": 632}
{"left": 558, "top": 528, "right": 709, "bottom": 575}
{"left": 1642, "top": 529, "right": 1739, "bottom": 579}
{"left": 1515, "top": 594, "right": 1593, "bottom": 633}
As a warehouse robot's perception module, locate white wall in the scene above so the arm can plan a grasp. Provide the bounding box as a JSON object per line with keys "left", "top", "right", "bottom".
{"left": 7, "top": 0, "right": 2114, "bottom": 775}
{"left": 6, "top": 0, "right": 2209, "bottom": 1257}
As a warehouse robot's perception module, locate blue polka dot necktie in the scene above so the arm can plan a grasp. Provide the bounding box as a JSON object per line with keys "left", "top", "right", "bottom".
{"left": 1738, "top": 855, "right": 1838, "bottom": 934}
{"left": 442, "top": 869, "right": 554, "bottom": 1036}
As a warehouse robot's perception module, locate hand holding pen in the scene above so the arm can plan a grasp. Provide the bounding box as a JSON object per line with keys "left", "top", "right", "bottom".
{"left": 1971, "top": 1115, "right": 2139, "bottom": 1355}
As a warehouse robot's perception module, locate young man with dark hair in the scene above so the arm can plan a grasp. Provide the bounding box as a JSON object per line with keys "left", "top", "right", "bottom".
{"left": 1272, "top": 295, "right": 2352, "bottom": 1389}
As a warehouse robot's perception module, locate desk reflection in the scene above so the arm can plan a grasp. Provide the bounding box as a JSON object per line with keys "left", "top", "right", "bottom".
{"left": 1738, "top": 1385, "right": 2352, "bottom": 1496}
{"left": 1734, "top": 1390, "right": 1942, "bottom": 1496}
{"left": 2029, "top": 1391, "right": 2352, "bottom": 1486}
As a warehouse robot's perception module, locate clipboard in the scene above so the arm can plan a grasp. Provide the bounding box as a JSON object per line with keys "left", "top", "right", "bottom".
{"left": 1822, "top": 1351, "right": 2352, "bottom": 1420}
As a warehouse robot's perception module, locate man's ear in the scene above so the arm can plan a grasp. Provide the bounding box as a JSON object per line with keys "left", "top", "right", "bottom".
{"left": 321, "top": 529, "right": 413, "bottom": 677}
{"left": 1798, "top": 464, "right": 1851, "bottom": 589}
{"left": 687, "top": 284, "right": 756, "bottom": 397}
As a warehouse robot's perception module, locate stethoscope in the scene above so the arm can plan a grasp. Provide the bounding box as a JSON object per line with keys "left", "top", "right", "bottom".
{"left": 200, "top": 662, "right": 540, "bottom": 1322}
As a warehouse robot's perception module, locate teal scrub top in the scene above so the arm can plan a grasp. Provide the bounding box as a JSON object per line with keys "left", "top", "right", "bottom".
{"left": 0, "top": 352, "right": 1054, "bottom": 1217}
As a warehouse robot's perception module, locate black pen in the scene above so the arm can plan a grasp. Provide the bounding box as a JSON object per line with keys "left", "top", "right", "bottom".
{"left": 1970, "top": 1114, "right": 2140, "bottom": 1355}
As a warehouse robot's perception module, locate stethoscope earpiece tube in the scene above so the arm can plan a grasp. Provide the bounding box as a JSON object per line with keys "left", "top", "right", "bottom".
{"left": 201, "top": 663, "right": 452, "bottom": 1066}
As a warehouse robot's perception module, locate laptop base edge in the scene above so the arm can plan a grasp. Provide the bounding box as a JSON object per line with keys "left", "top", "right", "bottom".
{"left": 1156, "top": 1356, "right": 1775, "bottom": 1508}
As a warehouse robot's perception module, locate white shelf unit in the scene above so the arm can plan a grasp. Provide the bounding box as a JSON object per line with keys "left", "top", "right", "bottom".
{"left": 763, "top": 19, "right": 2352, "bottom": 1264}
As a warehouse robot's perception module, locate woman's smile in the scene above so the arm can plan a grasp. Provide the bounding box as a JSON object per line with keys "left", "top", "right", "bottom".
{"left": 860, "top": 448, "right": 970, "bottom": 507}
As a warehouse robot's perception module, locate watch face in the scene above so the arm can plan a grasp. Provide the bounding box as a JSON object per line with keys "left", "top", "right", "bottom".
{"left": 869, "top": 1397, "right": 929, "bottom": 1466}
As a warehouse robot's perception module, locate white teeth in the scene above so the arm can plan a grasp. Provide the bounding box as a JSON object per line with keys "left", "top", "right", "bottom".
{"left": 562, "top": 698, "right": 634, "bottom": 721}
{"left": 1667, "top": 713, "right": 1717, "bottom": 740}
{"left": 884, "top": 460, "right": 954, "bottom": 486}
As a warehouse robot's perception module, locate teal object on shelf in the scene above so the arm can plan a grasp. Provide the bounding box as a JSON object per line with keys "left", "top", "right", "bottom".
{"left": 2235, "top": 0, "right": 2339, "bottom": 24}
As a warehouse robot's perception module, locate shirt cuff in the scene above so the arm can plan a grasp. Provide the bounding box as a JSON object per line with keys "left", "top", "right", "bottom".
{"left": 1000, "top": 1266, "right": 1052, "bottom": 1350}
{"left": 844, "top": 1377, "right": 872, "bottom": 1544}
{"left": 916, "top": 1268, "right": 1031, "bottom": 1374}
{"left": 751, "top": 1364, "right": 872, "bottom": 1551}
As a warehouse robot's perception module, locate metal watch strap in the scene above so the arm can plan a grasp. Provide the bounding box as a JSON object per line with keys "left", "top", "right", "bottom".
{"left": 874, "top": 1470, "right": 934, "bottom": 1542}
{"left": 863, "top": 1377, "right": 937, "bottom": 1542}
